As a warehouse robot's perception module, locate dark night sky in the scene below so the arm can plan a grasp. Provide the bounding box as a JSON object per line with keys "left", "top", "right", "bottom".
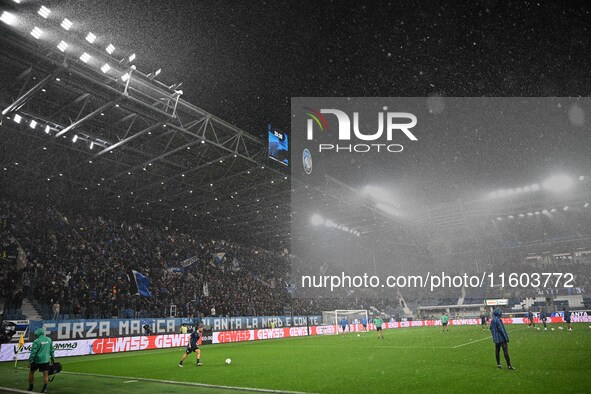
{"left": 4, "top": 0, "right": 591, "bottom": 208}
{"left": 38, "top": 0, "right": 591, "bottom": 135}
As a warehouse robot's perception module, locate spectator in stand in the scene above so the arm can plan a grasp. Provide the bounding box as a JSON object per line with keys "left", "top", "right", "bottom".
{"left": 52, "top": 301, "right": 60, "bottom": 320}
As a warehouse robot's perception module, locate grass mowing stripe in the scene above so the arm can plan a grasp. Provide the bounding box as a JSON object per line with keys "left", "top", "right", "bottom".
{"left": 451, "top": 327, "right": 528, "bottom": 348}
{"left": 53, "top": 369, "right": 312, "bottom": 394}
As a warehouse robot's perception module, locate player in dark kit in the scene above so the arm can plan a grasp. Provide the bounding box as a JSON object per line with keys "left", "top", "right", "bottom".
{"left": 527, "top": 311, "right": 535, "bottom": 328}
{"left": 178, "top": 326, "right": 204, "bottom": 367}
{"left": 480, "top": 313, "right": 487, "bottom": 330}
{"left": 564, "top": 308, "right": 572, "bottom": 331}
{"left": 540, "top": 310, "right": 548, "bottom": 330}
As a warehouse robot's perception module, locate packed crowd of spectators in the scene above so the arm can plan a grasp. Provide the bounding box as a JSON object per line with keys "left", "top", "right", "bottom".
{"left": 1, "top": 198, "right": 590, "bottom": 321}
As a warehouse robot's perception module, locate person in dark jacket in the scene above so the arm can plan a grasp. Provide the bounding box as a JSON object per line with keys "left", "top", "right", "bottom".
{"left": 28, "top": 328, "right": 55, "bottom": 393}
{"left": 527, "top": 310, "right": 535, "bottom": 328}
{"left": 540, "top": 310, "right": 548, "bottom": 330}
{"left": 489, "top": 309, "right": 515, "bottom": 370}
{"left": 564, "top": 308, "right": 572, "bottom": 331}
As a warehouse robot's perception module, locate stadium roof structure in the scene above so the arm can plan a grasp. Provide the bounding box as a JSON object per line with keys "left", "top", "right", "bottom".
{"left": 1, "top": 4, "right": 590, "bottom": 256}
{"left": 0, "top": 8, "right": 291, "bottom": 247}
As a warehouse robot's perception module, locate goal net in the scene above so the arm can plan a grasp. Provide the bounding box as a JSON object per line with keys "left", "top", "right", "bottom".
{"left": 322, "top": 309, "right": 368, "bottom": 334}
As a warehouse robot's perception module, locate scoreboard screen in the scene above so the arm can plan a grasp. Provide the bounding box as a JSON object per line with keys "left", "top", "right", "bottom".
{"left": 268, "top": 129, "right": 289, "bottom": 166}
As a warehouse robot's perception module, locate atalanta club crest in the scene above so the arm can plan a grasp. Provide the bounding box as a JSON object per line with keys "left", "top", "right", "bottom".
{"left": 302, "top": 149, "right": 312, "bottom": 174}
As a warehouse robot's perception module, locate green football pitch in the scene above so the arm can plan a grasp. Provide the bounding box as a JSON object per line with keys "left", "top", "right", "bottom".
{"left": 1, "top": 324, "right": 590, "bottom": 393}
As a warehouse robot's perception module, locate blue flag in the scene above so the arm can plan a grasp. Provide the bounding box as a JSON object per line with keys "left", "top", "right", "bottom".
{"left": 132, "top": 270, "right": 152, "bottom": 297}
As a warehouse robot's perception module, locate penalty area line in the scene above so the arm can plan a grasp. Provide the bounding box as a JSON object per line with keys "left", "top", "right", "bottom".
{"left": 57, "top": 370, "right": 311, "bottom": 394}
{"left": 450, "top": 327, "right": 527, "bottom": 349}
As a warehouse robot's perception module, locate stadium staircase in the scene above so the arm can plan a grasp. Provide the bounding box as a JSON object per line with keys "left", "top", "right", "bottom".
{"left": 457, "top": 287, "right": 466, "bottom": 305}
{"left": 21, "top": 298, "right": 42, "bottom": 320}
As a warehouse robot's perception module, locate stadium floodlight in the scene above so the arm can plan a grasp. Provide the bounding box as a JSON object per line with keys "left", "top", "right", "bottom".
{"left": 542, "top": 175, "right": 573, "bottom": 193}
{"left": 29, "top": 120, "right": 37, "bottom": 129}
{"left": 31, "top": 27, "right": 43, "bottom": 39}
{"left": 121, "top": 73, "right": 130, "bottom": 82}
{"left": 579, "top": 176, "right": 585, "bottom": 181}
{"left": 498, "top": 190, "right": 507, "bottom": 198}
{"left": 534, "top": 211, "right": 540, "bottom": 215}
{"left": 310, "top": 214, "right": 324, "bottom": 226}
{"left": 13, "top": 114, "right": 22, "bottom": 124}
{"left": 61, "top": 18, "right": 73, "bottom": 30}
{"left": 527, "top": 212, "right": 533, "bottom": 216}
{"left": 12, "top": 0, "right": 21, "bottom": 4}
{"left": 518, "top": 213, "right": 525, "bottom": 217}
{"left": 128, "top": 53, "right": 136, "bottom": 62}
{"left": 515, "top": 187, "right": 523, "bottom": 193}
{"left": 57, "top": 41, "right": 68, "bottom": 52}
{"left": 523, "top": 185, "right": 531, "bottom": 192}
{"left": 106, "top": 44, "right": 115, "bottom": 54}
{"left": 38, "top": 6, "right": 51, "bottom": 18}
{"left": 1, "top": 11, "right": 16, "bottom": 25}
{"left": 79, "top": 52, "right": 91, "bottom": 63}
{"left": 154, "top": 68, "right": 161, "bottom": 76}
{"left": 542, "top": 210, "right": 549, "bottom": 214}
{"left": 508, "top": 215, "right": 514, "bottom": 219}
{"left": 72, "top": 134, "right": 78, "bottom": 143}
{"left": 86, "top": 32, "right": 96, "bottom": 43}
{"left": 89, "top": 142, "right": 94, "bottom": 150}
{"left": 530, "top": 184, "right": 540, "bottom": 191}
{"left": 506, "top": 189, "right": 514, "bottom": 195}
{"left": 101, "top": 63, "right": 110, "bottom": 73}
{"left": 584, "top": 203, "right": 589, "bottom": 208}
{"left": 44, "top": 125, "right": 50, "bottom": 134}
{"left": 550, "top": 208, "right": 557, "bottom": 213}
{"left": 563, "top": 206, "right": 569, "bottom": 211}
{"left": 325, "top": 219, "right": 337, "bottom": 228}
{"left": 496, "top": 217, "right": 502, "bottom": 221}
{"left": 488, "top": 191, "right": 498, "bottom": 199}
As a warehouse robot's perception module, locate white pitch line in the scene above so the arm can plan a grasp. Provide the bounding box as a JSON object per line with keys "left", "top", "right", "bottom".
{"left": 451, "top": 327, "right": 527, "bottom": 349}
{"left": 58, "top": 370, "right": 313, "bottom": 394}
{"left": 123, "top": 380, "right": 138, "bottom": 383}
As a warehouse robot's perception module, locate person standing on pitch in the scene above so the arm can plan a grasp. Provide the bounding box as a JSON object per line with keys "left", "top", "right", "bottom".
{"left": 361, "top": 316, "right": 368, "bottom": 332}
{"left": 527, "top": 310, "right": 535, "bottom": 328}
{"left": 540, "top": 310, "right": 548, "bottom": 330}
{"left": 28, "top": 328, "right": 55, "bottom": 393}
{"left": 340, "top": 317, "right": 348, "bottom": 336}
{"left": 178, "top": 326, "right": 203, "bottom": 367}
{"left": 489, "top": 309, "right": 515, "bottom": 370}
{"left": 374, "top": 316, "right": 384, "bottom": 339}
{"left": 441, "top": 312, "right": 449, "bottom": 332}
{"left": 480, "top": 312, "right": 487, "bottom": 330}
{"left": 564, "top": 308, "right": 572, "bottom": 331}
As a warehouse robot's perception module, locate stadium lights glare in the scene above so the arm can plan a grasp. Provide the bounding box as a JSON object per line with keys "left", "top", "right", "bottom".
{"left": 106, "top": 44, "right": 115, "bottom": 54}
{"left": 530, "top": 184, "right": 540, "bottom": 191}
{"left": 31, "top": 27, "right": 43, "bottom": 39}
{"left": 542, "top": 175, "right": 573, "bottom": 193}
{"left": 154, "top": 68, "right": 161, "bottom": 76}
{"left": 44, "top": 125, "right": 50, "bottom": 134}
{"left": 518, "top": 213, "right": 525, "bottom": 217}
{"left": 38, "top": 6, "right": 51, "bottom": 19}
{"left": 13, "top": 114, "right": 22, "bottom": 124}
{"left": 72, "top": 135, "right": 78, "bottom": 143}
{"left": 1, "top": 11, "right": 16, "bottom": 25}
{"left": 29, "top": 120, "right": 37, "bottom": 129}
{"left": 101, "top": 63, "right": 110, "bottom": 73}
{"left": 128, "top": 53, "right": 136, "bottom": 62}
{"left": 89, "top": 142, "right": 94, "bottom": 150}
{"left": 79, "top": 53, "right": 91, "bottom": 63}
{"left": 527, "top": 212, "right": 533, "bottom": 216}
{"left": 57, "top": 41, "right": 68, "bottom": 52}
{"left": 508, "top": 215, "right": 514, "bottom": 219}
{"left": 563, "top": 206, "right": 569, "bottom": 211}
{"left": 542, "top": 210, "right": 549, "bottom": 214}
{"left": 585, "top": 203, "right": 589, "bottom": 208}
{"left": 12, "top": 0, "right": 21, "bottom": 4}
{"left": 550, "top": 208, "right": 557, "bottom": 213}
{"left": 61, "top": 18, "right": 73, "bottom": 30}
{"left": 579, "top": 176, "right": 585, "bottom": 181}
{"left": 121, "top": 73, "right": 130, "bottom": 82}
{"left": 86, "top": 32, "right": 96, "bottom": 43}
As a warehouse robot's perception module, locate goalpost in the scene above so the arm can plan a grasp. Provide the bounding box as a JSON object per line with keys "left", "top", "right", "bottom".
{"left": 322, "top": 309, "right": 368, "bottom": 334}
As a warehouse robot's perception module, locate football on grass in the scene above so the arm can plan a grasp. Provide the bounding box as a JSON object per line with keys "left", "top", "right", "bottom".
{"left": 225, "top": 358, "right": 232, "bottom": 365}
